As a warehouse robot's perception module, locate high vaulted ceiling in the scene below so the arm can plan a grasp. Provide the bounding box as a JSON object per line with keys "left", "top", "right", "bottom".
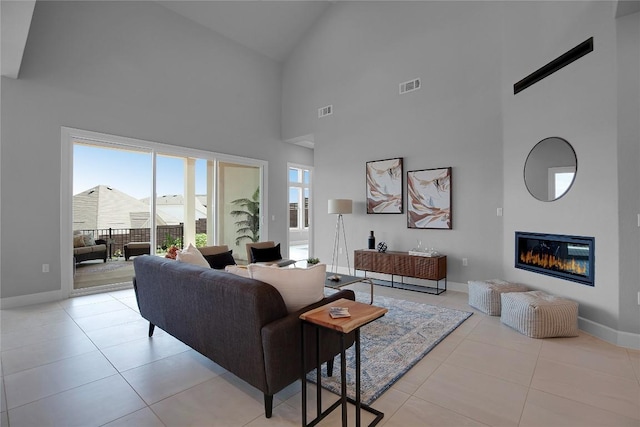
{"left": 2, "top": 1, "right": 638, "bottom": 78}
{"left": 0, "top": 0, "right": 332, "bottom": 79}
{"left": 158, "top": 1, "right": 333, "bottom": 62}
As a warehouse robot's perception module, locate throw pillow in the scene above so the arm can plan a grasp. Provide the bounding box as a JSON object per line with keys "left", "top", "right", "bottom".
{"left": 83, "top": 234, "right": 96, "bottom": 246}
{"left": 204, "top": 250, "right": 236, "bottom": 270}
{"left": 225, "top": 265, "right": 250, "bottom": 278}
{"left": 176, "top": 243, "right": 210, "bottom": 268}
{"left": 73, "top": 235, "right": 86, "bottom": 248}
{"left": 251, "top": 243, "right": 282, "bottom": 263}
{"left": 248, "top": 263, "right": 326, "bottom": 313}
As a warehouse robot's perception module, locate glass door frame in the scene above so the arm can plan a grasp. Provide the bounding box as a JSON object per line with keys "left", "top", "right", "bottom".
{"left": 61, "top": 127, "right": 267, "bottom": 296}
{"left": 287, "top": 162, "right": 313, "bottom": 259}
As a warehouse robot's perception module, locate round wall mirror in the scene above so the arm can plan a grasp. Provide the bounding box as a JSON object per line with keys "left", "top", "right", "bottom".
{"left": 524, "top": 137, "right": 577, "bottom": 202}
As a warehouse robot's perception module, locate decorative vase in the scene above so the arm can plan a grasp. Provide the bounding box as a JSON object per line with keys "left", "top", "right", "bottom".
{"left": 368, "top": 231, "right": 376, "bottom": 249}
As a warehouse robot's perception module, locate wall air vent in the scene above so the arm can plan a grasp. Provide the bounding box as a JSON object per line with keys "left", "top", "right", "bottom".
{"left": 399, "top": 78, "right": 421, "bottom": 94}
{"left": 318, "top": 105, "right": 333, "bottom": 118}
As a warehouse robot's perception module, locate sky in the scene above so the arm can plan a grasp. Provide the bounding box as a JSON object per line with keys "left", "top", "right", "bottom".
{"left": 75, "top": 143, "right": 309, "bottom": 203}
{"left": 74, "top": 144, "right": 208, "bottom": 199}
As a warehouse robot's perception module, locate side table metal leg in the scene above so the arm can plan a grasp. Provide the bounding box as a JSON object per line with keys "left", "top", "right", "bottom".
{"left": 316, "top": 327, "right": 321, "bottom": 419}
{"left": 301, "top": 323, "right": 307, "bottom": 427}
{"left": 340, "top": 334, "right": 347, "bottom": 427}
{"left": 356, "top": 329, "right": 361, "bottom": 427}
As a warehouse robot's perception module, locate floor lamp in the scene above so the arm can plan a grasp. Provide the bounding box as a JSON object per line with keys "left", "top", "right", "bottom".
{"left": 328, "top": 199, "right": 352, "bottom": 275}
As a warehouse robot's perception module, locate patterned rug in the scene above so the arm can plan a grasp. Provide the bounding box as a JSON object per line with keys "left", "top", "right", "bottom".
{"left": 308, "top": 291, "right": 472, "bottom": 405}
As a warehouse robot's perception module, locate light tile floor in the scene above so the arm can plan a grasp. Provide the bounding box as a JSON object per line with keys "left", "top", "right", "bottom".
{"left": 1, "top": 283, "right": 639, "bottom": 426}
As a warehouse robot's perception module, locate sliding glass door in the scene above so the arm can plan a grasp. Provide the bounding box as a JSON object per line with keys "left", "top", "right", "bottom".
{"left": 217, "top": 162, "right": 262, "bottom": 263}
{"left": 72, "top": 141, "right": 152, "bottom": 290}
{"left": 154, "top": 155, "right": 211, "bottom": 254}
{"left": 67, "top": 129, "right": 266, "bottom": 293}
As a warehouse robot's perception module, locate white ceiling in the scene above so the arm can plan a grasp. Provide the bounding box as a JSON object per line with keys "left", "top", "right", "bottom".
{"left": 1, "top": 0, "right": 36, "bottom": 78}
{"left": 2, "top": 1, "right": 638, "bottom": 77}
{"left": 158, "top": 1, "right": 333, "bottom": 62}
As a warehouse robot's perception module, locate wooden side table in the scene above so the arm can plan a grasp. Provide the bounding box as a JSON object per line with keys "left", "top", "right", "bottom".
{"left": 300, "top": 299, "right": 387, "bottom": 427}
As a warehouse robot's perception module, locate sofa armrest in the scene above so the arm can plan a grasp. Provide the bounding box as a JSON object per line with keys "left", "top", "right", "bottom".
{"left": 260, "top": 289, "right": 356, "bottom": 395}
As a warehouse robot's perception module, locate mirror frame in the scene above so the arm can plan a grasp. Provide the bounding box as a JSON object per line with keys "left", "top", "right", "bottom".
{"left": 524, "top": 137, "right": 577, "bottom": 202}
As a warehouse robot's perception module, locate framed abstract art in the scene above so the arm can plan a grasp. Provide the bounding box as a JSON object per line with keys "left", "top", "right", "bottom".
{"left": 366, "top": 158, "right": 403, "bottom": 214}
{"left": 407, "top": 167, "right": 452, "bottom": 229}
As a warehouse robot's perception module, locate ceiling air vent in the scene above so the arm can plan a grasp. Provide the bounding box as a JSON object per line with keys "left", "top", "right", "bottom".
{"left": 318, "top": 105, "right": 333, "bottom": 118}
{"left": 399, "top": 78, "right": 421, "bottom": 94}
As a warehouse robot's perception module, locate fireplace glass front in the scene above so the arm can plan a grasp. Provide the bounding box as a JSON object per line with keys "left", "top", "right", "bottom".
{"left": 515, "top": 232, "right": 594, "bottom": 286}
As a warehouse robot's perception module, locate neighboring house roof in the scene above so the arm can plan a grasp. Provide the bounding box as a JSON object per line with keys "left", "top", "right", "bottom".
{"left": 140, "top": 194, "right": 208, "bottom": 222}
{"left": 73, "top": 185, "right": 177, "bottom": 230}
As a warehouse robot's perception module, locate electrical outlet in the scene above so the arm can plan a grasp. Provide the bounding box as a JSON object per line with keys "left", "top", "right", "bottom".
{"left": 462, "top": 258, "right": 468, "bottom": 267}
{"left": 339, "top": 247, "right": 343, "bottom": 254}
{"left": 497, "top": 207, "right": 503, "bottom": 217}
{"left": 637, "top": 291, "right": 640, "bottom": 306}
{"left": 42, "top": 264, "right": 50, "bottom": 273}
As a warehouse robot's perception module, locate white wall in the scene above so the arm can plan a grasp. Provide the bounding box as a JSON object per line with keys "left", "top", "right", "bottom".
{"left": 283, "top": 1, "right": 505, "bottom": 285}
{"left": 616, "top": 11, "right": 640, "bottom": 335}
{"left": 283, "top": 1, "right": 638, "bottom": 342}
{"left": 501, "top": 1, "right": 622, "bottom": 332}
{"left": 0, "top": 1, "right": 312, "bottom": 300}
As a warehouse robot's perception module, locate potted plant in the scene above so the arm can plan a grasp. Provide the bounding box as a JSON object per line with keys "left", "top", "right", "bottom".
{"left": 230, "top": 187, "right": 260, "bottom": 245}
{"left": 307, "top": 257, "right": 320, "bottom": 265}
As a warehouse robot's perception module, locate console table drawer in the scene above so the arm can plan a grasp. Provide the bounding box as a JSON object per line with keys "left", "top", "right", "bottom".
{"left": 354, "top": 250, "right": 373, "bottom": 271}
{"left": 414, "top": 256, "right": 447, "bottom": 280}
{"left": 393, "top": 254, "right": 415, "bottom": 276}
{"left": 371, "top": 252, "right": 394, "bottom": 274}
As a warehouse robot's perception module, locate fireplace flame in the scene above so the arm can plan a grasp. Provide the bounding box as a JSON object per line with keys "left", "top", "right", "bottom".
{"left": 520, "top": 250, "right": 587, "bottom": 276}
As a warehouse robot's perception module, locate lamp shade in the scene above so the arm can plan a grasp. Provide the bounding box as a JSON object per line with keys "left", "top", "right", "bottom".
{"left": 328, "top": 199, "right": 352, "bottom": 214}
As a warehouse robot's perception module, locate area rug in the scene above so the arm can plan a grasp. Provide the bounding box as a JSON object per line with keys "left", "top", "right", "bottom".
{"left": 308, "top": 291, "right": 472, "bottom": 405}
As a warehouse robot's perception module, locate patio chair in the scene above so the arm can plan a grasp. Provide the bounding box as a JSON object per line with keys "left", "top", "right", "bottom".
{"left": 246, "top": 241, "right": 296, "bottom": 267}
{"left": 198, "top": 245, "right": 237, "bottom": 269}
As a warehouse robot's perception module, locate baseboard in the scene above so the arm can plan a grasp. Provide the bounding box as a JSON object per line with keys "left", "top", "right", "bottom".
{"left": 579, "top": 316, "right": 640, "bottom": 350}
{"left": 1, "top": 288, "right": 66, "bottom": 309}
{"left": 0, "top": 282, "right": 133, "bottom": 309}
{"left": 334, "top": 267, "right": 640, "bottom": 350}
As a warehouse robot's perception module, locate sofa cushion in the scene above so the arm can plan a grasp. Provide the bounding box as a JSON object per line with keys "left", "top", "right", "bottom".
{"left": 176, "top": 243, "right": 210, "bottom": 268}
{"left": 251, "top": 244, "right": 282, "bottom": 263}
{"left": 225, "top": 265, "right": 250, "bottom": 278}
{"left": 248, "top": 263, "right": 326, "bottom": 313}
{"left": 74, "top": 246, "right": 93, "bottom": 255}
{"left": 204, "top": 250, "right": 236, "bottom": 270}
{"left": 83, "top": 234, "right": 96, "bottom": 246}
{"left": 73, "top": 235, "right": 86, "bottom": 248}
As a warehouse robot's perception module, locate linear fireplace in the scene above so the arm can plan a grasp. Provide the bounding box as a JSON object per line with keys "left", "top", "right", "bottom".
{"left": 515, "top": 231, "right": 595, "bottom": 286}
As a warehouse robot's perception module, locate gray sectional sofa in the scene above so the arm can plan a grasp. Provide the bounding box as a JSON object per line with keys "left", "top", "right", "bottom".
{"left": 132, "top": 255, "right": 355, "bottom": 418}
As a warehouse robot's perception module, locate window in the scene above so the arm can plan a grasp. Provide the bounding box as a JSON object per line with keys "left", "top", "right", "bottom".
{"left": 288, "top": 165, "right": 312, "bottom": 261}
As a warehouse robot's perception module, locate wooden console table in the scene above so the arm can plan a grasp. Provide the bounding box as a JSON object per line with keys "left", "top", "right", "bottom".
{"left": 354, "top": 250, "right": 447, "bottom": 295}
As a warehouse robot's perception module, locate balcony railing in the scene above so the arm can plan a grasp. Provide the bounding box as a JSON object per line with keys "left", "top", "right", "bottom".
{"left": 74, "top": 225, "right": 184, "bottom": 258}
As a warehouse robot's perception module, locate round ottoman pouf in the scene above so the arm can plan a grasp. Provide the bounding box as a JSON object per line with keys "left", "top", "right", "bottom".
{"left": 500, "top": 291, "right": 579, "bottom": 338}
{"left": 468, "top": 279, "right": 528, "bottom": 316}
